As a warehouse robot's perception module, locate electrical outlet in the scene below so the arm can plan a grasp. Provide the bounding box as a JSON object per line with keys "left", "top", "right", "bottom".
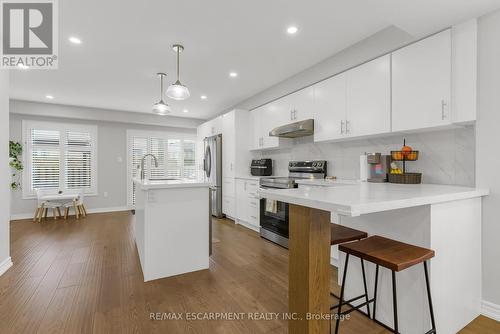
{"left": 103, "top": 191, "right": 108, "bottom": 198}
{"left": 117, "top": 156, "right": 123, "bottom": 163}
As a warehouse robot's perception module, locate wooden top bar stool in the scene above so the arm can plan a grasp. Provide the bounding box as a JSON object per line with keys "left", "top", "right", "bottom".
{"left": 330, "top": 224, "right": 368, "bottom": 246}
{"left": 329, "top": 224, "right": 370, "bottom": 320}
{"left": 335, "top": 235, "right": 436, "bottom": 334}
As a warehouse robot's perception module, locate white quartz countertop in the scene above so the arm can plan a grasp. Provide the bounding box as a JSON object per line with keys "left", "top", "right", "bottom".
{"left": 259, "top": 182, "right": 489, "bottom": 217}
{"left": 133, "top": 177, "right": 210, "bottom": 190}
{"left": 295, "top": 178, "right": 361, "bottom": 187}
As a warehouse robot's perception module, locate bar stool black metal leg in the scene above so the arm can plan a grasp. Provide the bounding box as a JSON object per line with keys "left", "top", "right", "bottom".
{"left": 372, "top": 264, "right": 379, "bottom": 320}
{"left": 335, "top": 254, "right": 350, "bottom": 334}
{"left": 360, "top": 259, "right": 371, "bottom": 318}
{"left": 392, "top": 270, "right": 399, "bottom": 334}
{"left": 424, "top": 261, "right": 437, "bottom": 333}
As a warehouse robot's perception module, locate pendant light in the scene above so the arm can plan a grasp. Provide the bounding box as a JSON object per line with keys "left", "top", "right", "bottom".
{"left": 166, "top": 44, "right": 190, "bottom": 100}
{"left": 152, "top": 73, "right": 171, "bottom": 115}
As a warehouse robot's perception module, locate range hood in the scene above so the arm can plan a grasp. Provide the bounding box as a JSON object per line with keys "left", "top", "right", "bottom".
{"left": 269, "top": 119, "right": 314, "bottom": 138}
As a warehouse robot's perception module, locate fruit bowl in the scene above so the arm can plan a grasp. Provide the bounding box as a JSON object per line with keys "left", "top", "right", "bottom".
{"left": 391, "top": 150, "right": 419, "bottom": 161}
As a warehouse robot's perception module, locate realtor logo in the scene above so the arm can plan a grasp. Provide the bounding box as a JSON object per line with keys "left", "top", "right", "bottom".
{"left": 1, "top": 0, "right": 58, "bottom": 69}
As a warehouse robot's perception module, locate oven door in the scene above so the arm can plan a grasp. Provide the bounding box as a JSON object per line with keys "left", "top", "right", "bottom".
{"left": 259, "top": 197, "right": 289, "bottom": 238}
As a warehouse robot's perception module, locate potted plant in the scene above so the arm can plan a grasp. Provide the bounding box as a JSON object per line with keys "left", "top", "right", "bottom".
{"left": 9, "top": 141, "right": 23, "bottom": 190}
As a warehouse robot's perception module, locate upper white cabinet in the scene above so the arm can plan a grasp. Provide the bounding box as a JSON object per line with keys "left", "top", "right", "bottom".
{"left": 313, "top": 55, "right": 391, "bottom": 142}
{"left": 250, "top": 101, "right": 292, "bottom": 150}
{"left": 278, "top": 87, "right": 315, "bottom": 122}
{"left": 222, "top": 109, "right": 251, "bottom": 178}
{"left": 313, "top": 73, "right": 347, "bottom": 142}
{"left": 452, "top": 19, "right": 477, "bottom": 123}
{"left": 392, "top": 30, "right": 452, "bottom": 132}
{"left": 346, "top": 54, "right": 391, "bottom": 137}
{"left": 222, "top": 111, "right": 236, "bottom": 178}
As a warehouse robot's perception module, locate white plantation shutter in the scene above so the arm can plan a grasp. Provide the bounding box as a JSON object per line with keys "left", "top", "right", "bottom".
{"left": 183, "top": 140, "right": 196, "bottom": 179}
{"left": 130, "top": 136, "right": 148, "bottom": 205}
{"left": 23, "top": 121, "right": 97, "bottom": 198}
{"left": 65, "top": 130, "right": 93, "bottom": 189}
{"left": 150, "top": 137, "right": 166, "bottom": 179}
{"left": 31, "top": 129, "right": 60, "bottom": 189}
{"left": 167, "top": 139, "right": 182, "bottom": 178}
{"left": 127, "top": 132, "right": 197, "bottom": 207}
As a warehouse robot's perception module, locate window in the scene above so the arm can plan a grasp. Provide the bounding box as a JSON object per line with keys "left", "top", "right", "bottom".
{"left": 23, "top": 121, "right": 98, "bottom": 198}
{"left": 127, "top": 130, "right": 197, "bottom": 207}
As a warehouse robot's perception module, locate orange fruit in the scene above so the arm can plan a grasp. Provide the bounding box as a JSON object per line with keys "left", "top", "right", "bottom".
{"left": 401, "top": 145, "right": 412, "bottom": 157}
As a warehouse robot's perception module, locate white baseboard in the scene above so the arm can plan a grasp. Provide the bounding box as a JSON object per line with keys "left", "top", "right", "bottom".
{"left": 482, "top": 300, "right": 500, "bottom": 322}
{"left": 0, "top": 257, "right": 13, "bottom": 276}
{"left": 234, "top": 219, "right": 260, "bottom": 233}
{"left": 10, "top": 206, "right": 130, "bottom": 221}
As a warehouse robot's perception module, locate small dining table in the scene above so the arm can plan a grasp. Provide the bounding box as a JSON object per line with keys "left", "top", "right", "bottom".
{"left": 38, "top": 192, "right": 79, "bottom": 203}
{"left": 36, "top": 192, "right": 82, "bottom": 221}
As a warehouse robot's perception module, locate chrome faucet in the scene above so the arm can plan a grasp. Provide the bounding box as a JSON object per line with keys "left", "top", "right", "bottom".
{"left": 140, "top": 154, "right": 159, "bottom": 180}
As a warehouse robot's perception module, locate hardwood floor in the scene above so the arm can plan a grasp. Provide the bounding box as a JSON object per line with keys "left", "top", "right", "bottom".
{"left": 1, "top": 212, "right": 498, "bottom": 334}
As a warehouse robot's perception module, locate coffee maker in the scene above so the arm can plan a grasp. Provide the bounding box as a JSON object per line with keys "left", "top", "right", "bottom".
{"left": 361, "top": 153, "right": 391, "bottom": 183}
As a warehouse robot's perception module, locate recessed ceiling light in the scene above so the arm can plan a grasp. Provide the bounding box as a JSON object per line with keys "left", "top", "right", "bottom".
{"left": 17, "top": 63, "right": 29, "bottom": 70}
{"left": 45, "top": 95, "right": 54, "bottom": 100}
{"left": 287, "top": 26, "right": 298, "bottom": 35}
{"left": 200, "top": 95, "right": 207, "bottom": 100}
{"left": 69, "top": 36, "right": 82, "bottom": 44}
{"left": 183, "top": 109, "right": 189, "bottom": 113}
{"left": 229, "top": 72, "right": 238, "bottom": 78}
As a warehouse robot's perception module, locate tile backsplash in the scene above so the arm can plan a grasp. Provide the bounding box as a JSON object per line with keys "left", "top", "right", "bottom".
{"left": 255, "top": 126, "right": 475, "bottom": 186}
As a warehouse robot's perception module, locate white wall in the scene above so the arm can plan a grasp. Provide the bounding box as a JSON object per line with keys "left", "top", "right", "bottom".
{"left": 0, "top": 70, "right": 12, "bottom": 275}
{"left": 9, "top": 107, "right": 196, "bottom": 219}
{"left": 477, "top": 8, "right": 500, "bottom": 314}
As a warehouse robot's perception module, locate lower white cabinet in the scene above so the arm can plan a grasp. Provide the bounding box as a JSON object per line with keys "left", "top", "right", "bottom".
{"left": 235, "top": 178, "right": 260, "bottom": 231}
{"left": 223, "top": 195, "right": 235, "bottom": 218}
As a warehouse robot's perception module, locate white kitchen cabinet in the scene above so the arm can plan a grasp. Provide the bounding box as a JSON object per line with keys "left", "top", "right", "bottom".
{"left": 222, "top": 112, "right": 236, "bottom": 178}
{"left": 346, "top": 54, "right": 391, "bottom": 137}
{"left": 313, "top": 73, "right": 347, "bottom": 142}
{"left": 235, "top": 178, "right": 259, "bottom": 231}
{"left": 276, "top": 86, "right": 314, "bottom": 123}
{"left": 452, "top": 19, "right": 477, "bottom": 124}
{"left": 250, "top": 103, "right": 291, "bottom": 150}
{"left": 313, "top": 55, "right": 390, "bottom": 142}
{"left": 235, "top": 179, "right": 249, "bottom": 223}
{"left": 392, "top": 29, "right": 452, "bottom": 132}
{"left": 222, "top": 195, "right": 235, "bottom": 218}
{"left": 223, "top": 177, "right": 235, "bottom": 198}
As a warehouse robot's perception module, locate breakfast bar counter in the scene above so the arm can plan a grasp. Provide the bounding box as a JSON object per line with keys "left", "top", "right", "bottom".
{"left": 259, "top": 183, "right": 488, "bottom": 334}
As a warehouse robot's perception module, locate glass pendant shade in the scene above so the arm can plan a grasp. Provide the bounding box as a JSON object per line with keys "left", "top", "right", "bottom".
{"left": 152, "top": 73, "right": 170, "bottom": 115}
{"left": 166, "top": 80, "right": 190, "bottom": 100}
{"left": 152, "top": 100, "right": 171, "bottom": 115}
{"left": 166, "top": 44, "right": 190, "bottom": 100}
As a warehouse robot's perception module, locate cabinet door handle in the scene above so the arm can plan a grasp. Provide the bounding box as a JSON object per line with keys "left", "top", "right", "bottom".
{"left": 441, "top": 100, "right": 447, "bottom": 120}
{"left": 341, "top": 120, "right": 345, "bottom": 134}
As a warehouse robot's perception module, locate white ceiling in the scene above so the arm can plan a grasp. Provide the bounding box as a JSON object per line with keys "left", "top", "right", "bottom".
{"left": 9, "top": 0, "right": 500, "bottom": 120}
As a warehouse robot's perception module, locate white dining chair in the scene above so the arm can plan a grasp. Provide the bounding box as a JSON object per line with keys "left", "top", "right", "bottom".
{"left": 62, "top": 189, "right": 87, "bottom": 219}
{"left": 34, "top": 189, "right": 63, "bottom": 222}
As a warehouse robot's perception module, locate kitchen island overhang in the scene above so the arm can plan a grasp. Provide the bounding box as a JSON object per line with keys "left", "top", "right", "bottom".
{"left": 259, "top": 182, "right": 489, "bottom": 334}
{"left": 133, "top": 178, "right": 210, "bottom": 282}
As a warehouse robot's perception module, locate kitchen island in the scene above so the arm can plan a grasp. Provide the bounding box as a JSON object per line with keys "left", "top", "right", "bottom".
{"left": 133, "top": 178, "right": 210, "bottom": 282}
{"left": 259, "top": 182, "right": 488, "bottom": 334}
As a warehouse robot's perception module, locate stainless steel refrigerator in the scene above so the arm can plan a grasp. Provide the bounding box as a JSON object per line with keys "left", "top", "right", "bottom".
{"left": 203, "top": 134, "right": 223, "bottom": 218}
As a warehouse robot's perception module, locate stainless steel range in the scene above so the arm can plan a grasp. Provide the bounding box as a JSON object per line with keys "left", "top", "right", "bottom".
{"left": 259, "top": 160, "right": 327, "bottom": 248}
